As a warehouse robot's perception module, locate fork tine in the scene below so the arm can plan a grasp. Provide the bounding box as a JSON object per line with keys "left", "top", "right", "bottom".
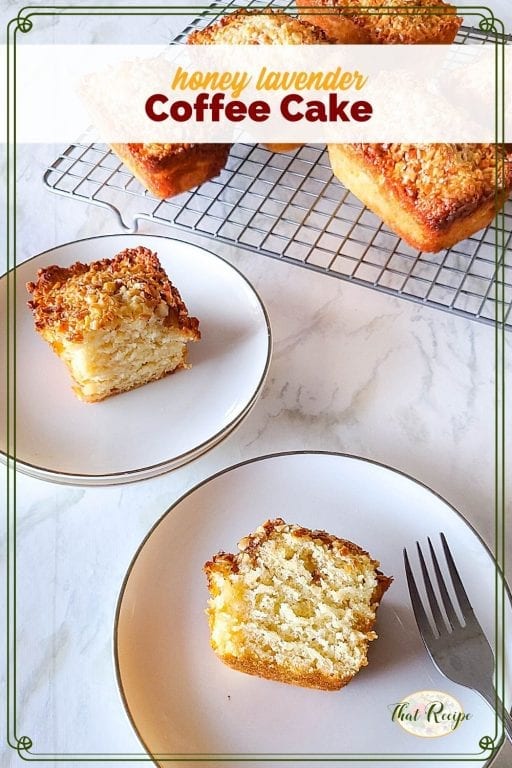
{"left": 428, "top": 537, "right": 461, "bottom": 630}
{"left": 440, "top": 532, "right": 475, "bottom": 620}
{"left": 416, "top": 542, "right": 447, "bottom": 634}
{"left": 403, "top": 548, "right": 436, "bottom": 642}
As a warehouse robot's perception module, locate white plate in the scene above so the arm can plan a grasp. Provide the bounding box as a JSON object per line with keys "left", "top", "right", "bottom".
{"left": 115, "top": 453, "right": 511, "bottom": 767}
{"left": 0, "top": 234, "right": 271, "bottom": 484}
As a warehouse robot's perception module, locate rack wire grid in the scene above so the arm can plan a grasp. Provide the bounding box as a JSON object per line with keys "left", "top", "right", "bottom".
{"left": 44, "top": 1, "right": 512, "bottom": 329}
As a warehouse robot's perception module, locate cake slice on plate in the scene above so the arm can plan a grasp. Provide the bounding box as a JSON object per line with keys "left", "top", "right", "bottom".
{"left": 205, "top": 518, "right": 391, "bottom": 690}
{"left": 27, "top": 245, "right": 200, "bottom": 402}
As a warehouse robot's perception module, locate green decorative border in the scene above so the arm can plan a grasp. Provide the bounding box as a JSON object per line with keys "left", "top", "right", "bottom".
{"left": 4, "top": 2, "right": 508, "bottom": 762}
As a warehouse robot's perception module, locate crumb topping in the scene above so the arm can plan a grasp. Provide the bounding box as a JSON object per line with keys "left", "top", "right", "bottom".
{"left": 188, "top": 10, "right": 328, "bottom": 45}
{"left": 353, "top": 143, "right": 512, "bottom": 225}
{"left": 206, "top": 518, "right": 384, "bottom": 579}
{"left": 127, "top": 143, "right": 193, "bottom": 161}
{"left": 312, "top": 0, "right": 461, "bottom": 42}
{"left": 27, "top": 246, "right": 200, "bottom": 342}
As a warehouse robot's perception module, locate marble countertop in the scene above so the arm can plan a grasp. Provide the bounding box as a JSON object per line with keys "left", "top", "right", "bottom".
{"left": 1, "top": 2, "right": 511, "bottom": 767}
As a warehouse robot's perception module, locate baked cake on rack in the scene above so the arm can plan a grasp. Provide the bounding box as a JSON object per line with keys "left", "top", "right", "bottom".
{"left": 327, "top": 143, "right": 512, "bottom": 252}
{"left": 297, "top": 0, "right": 461, "bottom": 44}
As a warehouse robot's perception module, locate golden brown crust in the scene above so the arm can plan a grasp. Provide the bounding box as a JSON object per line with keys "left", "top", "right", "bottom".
{"left": 110, "top": 143, "right": 231, "bottom": 199}
{"left": 208, "top": 517, "right": 372, "bottom": 562}
{"left": 27, "top": 246, "right": 200, "bottom": 343}
{"left": 355, "top": 144, "right": 512, "bottom": 226}
{"left": 206, "top": 518, "right": 393, "bottom": 602}
{"left": 240, "top": 517, "right": 379, "bottom": 561}
{"left": 217, "top": 651, "right": 355, "bottom": 691}
{"left": 297, "top": 10, "right": 368, "bottom": 43}
{"left": 328, "top": 143, "right": 512, "bottom": 252}
{"left": 297, "top": 0, "right": 461, "bottom": 44}
{"left": 188, "top": 9, "right": 328, "bottom": 45}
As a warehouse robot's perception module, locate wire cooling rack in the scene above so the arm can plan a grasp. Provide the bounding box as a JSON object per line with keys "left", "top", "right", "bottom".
{"left": 43, "top": 3, "right": 512, "bottom": 329}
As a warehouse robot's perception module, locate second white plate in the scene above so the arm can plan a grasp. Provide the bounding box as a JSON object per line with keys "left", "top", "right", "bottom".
{"left": 115, "top": 452, "right": 511, "bottom": 766}
{"left": 1, "top": 234, "right": 271, "bottom": 484}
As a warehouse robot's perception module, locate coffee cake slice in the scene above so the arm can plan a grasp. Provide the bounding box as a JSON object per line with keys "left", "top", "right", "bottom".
{"left": 27, "top": 246, "right": 200, "bottom": 402}
{"left": 205, "top": 518, "right": 391, "bottom": 690}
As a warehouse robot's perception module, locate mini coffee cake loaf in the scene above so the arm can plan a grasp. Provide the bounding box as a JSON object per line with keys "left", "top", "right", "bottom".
{"left": 204, "top": 518, "right": 392, "bottom": 690}
{"left": 297, "top": 0, "right": 461, "bottom": 44}
{"left": 80, "top": 59, "right": 231, "bottom": 199}
{"left": 110, "top": 142, "right": 231, "bottom": 200}
{"left": 27, "top": 246, "right": 200, "bottom": 402}
{"left": 327, "top": 143, "right": 512, "bottom": 252}
{"left": 188, "top": 8, "right": 328, "bottom": 45}
{"left": 189, "top": 9, "right": 328, "bottom": 153}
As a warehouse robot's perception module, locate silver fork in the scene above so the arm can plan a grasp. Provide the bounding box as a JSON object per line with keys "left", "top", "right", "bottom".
{"left": 404, "top": 533, "right": 512, "bottom": 742}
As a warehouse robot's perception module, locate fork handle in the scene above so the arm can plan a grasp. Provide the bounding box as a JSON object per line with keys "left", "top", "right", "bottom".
{"left": 477, "top": 687, "right": 512, "bottom": 744}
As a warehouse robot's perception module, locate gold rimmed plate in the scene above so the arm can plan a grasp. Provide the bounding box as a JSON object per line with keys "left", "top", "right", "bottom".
{"left": 1, "top": 234, "right": 271, "bottom": 484}
{"left": 115, "top": 452, "right": 511, "bottom": 764}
